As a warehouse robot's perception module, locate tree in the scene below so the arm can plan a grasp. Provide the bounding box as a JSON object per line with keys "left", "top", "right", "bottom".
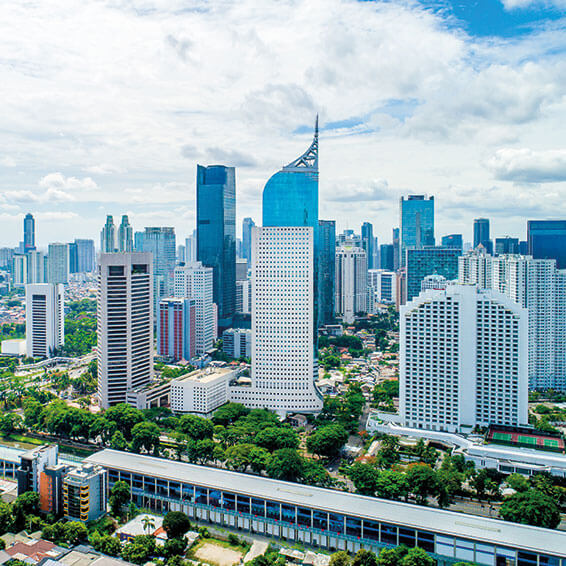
{"left": 109, "top": 480, "right": 131, "bottom": 516}
{"left": 212, "top": 403, "right": 250, "bottom": 426}
{"left": 225, "top": 443, "right": 255, "bottom": 472}
{"left": 302, "top": 460, "right": 334, "bottom": 488}
{"left": 499, "top": 490, "right": 560, "bottom": 529}
{"left": 13, "top": 491, "right": 39, "bottom": 516}
{"left": 248, "top": 446, "right": 270, "bottom": 473}
{"left": 163, "top": 511, "right": 191, "bottom": 539}
{"left": 141, "top": 516, "right": 156, "bottom": 535}
{"left": 378, "top": 547, "right": 407, "bottom": 566}
{"left": 348, "top": 462, "right": 379, "bottom": 495}
{"left": 306, "top": 424, "right": 349, "bottom": 459}
{"left": 375, "top": 470, "right": 409, "bottom": 501}
{"left": 0, "top": 502, "right": 12, "bottom": 535}
{"left": 131, "top": 421, "right": 161, "bottom": 455}
{"left": 110, "top": 430, "right": 128, "bottom": 451}
{"left": 401, "top": 548, "right": 435, "bottom": 566}
{"left": 377, "top": 436, "right": 400, "bottom": 468}
{"left": 121, "top": 535, "right": 157, "bottom": 565}
{"left": 329, "top": 551, "right": 351, "bottom": 566}
{"left": 163, "top": 537, "right": 187, "bottom": 559}
{"left": 90, "top": 532, "right": 122, "bottom": 556}
{"left": 266, "top": 448, "right": 304, "bottom": 481}
{"left": 352, "top": 549, "right": 378, "bottom": 566}
{"left": 255, "top": 427, "right": 299, "bottom": 451}
{"left": 64, "top": 521, "right": 88, "bottom": 545}
{"left": 105, "top": 404, "right": 145, "bottom": 440}
{"left": 177, "top": 414, "right": 214, "bottom": 440}
{"left": 406, "top": 465, "right": 438, "bottom": 505}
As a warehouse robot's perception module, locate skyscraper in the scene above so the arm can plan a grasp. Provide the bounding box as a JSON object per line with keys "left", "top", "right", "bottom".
{"left": 392, "top": 227, "right": 400, "bottom": 271}
{"left": 380, "top": 244, "right": 394, "bottom": 271}
{"left": 100, "top": 216, "right": 116, "bottom": 253}
{"left": 174, "top": 262, "right": 214, "bottom": 355}
{"left": 527, "top": 220, "right": 566, "bottom": 269}
{"left": 318, "top": 220, "right": 336, "bottom": 326}
{"left": 405, "top": 246, "right": 460, "bottom": 302}
{"left": 24, "top": 213, "right": 35, "bottom": 252}
{"left": 158, "top": 297, "right": 196, "bottom": 362}
{"left": 361, "top": 222, "right": 375, "bottom": 269}
{"left": 75, "top": 239, "right": 95, "bottom": 272}
{"left": 473, "top": 218, "right": 492, "bottom": 254}
{"left": 400, "top": 195, "right": 434, "bottom": 266}
{"left": 117, "top": 215, "right": 134, "bottom": 252}
{"left": 12, "top": 254, "right": 27, "bottom": 287}
{"left": 97, "top": 253, "right": 153, "bottom": 408}
{"left": 25, "top": 283, "right": 64, "bottom": 358}
{"left": 230, "top": 226, "right": 323, "bottom": 414}
{"left": 47, "top": 243, "right": 70, "bottom": 284}
{"left": 142, "top": 227, "right": 176, "bottom": 317}
{"left": 26, "top": 251, "right": 46, "bottom": 284}
{"left": 400, "top": 285, "right": 528, "bottom": 432}
{"left": 335, "top": 243, "right": 368, "bottom": 324}
{"left": 196, "top": 165, "right": 236, "bottom": 329}
{"left": 242, "top": 217, "right": 255, "bottom": 265}
{"left": 441, "top": 234, "right": 463, "bottom": 250}
{"left": 495, "top": 237, "right": 519, "bottom": 255}
{"left": 68, "top": 242, "right": 78, "bottom": 274}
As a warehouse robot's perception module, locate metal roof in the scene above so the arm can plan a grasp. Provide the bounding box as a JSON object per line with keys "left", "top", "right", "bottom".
{"left": 86, "top": 449, "right": 565, "bottom": 556}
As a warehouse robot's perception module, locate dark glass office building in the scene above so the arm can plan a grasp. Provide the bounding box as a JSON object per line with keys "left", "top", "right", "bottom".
{"left": 400, "top": 196, "right": 434, "bottom": 266}
{"left": 361, "top": 222, "right": 375, "bottom": 269}
{"left": 380, "top": 244, "right": 394, "bottom": 271}
{"left": 527, "top": 220, "right": 566, "bottom": 269}
{"left": 319, "top": 220, "right": 336, "bottom": 326}
{"left": 406, "top": 247, "right": 460, "bottom": 301}
{"left": 441, "top": 234, "right": 463, "bottom": 250}
{"left": 495, "top": 237, "right": 519, "bottom": 255}
{"left": 242, "top": 217, "right": 255, "bottom": 265}
{"left": 473, "top": 218, "right": 492, "bottom": 254}
{"left": 197, "top": 165, "right": 236, "bottom": 329}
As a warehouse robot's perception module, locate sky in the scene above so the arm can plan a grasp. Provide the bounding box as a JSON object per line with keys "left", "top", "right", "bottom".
{"left": 1, "top": 0, "right": 565, "bottom": 247}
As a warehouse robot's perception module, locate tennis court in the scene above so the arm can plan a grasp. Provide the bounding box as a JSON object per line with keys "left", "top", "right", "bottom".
{"left": 492, "top": 432, "right": 512, "bottom": 442}
{"left": 487, "top": 426, "right": 565, "bottom": 453}
{"left": 543, "top": 438, "right": 560, "bottom": 448}
{"left": 517, "top": 435, "right": 537, "bottom": 445}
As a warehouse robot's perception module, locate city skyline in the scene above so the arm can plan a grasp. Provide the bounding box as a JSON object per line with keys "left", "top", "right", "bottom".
{"left": 1, "top": 1, "right": 565, "bottom": 245}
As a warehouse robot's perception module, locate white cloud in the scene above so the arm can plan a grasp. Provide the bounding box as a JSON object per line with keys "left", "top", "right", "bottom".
{"left": 501, "top": 0, "right": 566, "bottom": 10}
{"left": 486, "top": 148, "right": 566, "bottom": 182}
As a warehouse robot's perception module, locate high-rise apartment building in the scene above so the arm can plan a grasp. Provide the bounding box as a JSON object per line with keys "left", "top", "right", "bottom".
{"left": 134, "top": 231, "right": 144, "bottom": 252}
{"left": 318, "top": 220, "right": 336, "bottom": 326}
{"left": 230, "top": 226, "right": 323, "bottom": 415}
{"left": 23, "top": 213, "right": 35, "bottom": 252}
{"left": 197, "top": 165, "right": 236, "bottom": 329}
{"left": 441, "top": 234, "right": 463, "bottom": 250}
{"left": 235, "top": 279, "right": 251, "bottom": 314}
{"left": 26, "top": 250, "right": 46, "bottom": 284}
{"left": 25, "top": 283, "right": 64, "bottom": 358}
{"left": 392, "top": 227, "right": 400, "bottom": 271}
{"left": 118, "top": 215, "right": 134, "bottom": 252}
{"left": 242, "top": 217, "right": 255, "bottom": 265}
{"left": 222, "top": 328, "right": 252, "bottom": 359}
{"left": 68, "top": 242, "right": 78, "bottom": 274}
{"left": 47, "top": 243, "right": 70, "bottom": 284}
{"left": 174, "top": 262, "right": 214, "bottom": 355}
{"left": 527, "top": 220, "right": 566, "bottom": 269}
{"left": 361, "top": 222, "right": 375, "bottom": 269}
{"left": 100, "top": 216, "right": 116, "bottom": 253}
{"left": 12, "top": 254, "right": 27, "bottom": 287}
{"left": 400, "top": 195, "right": 434, "bottom": 266}
{"left": 335, "top": 243, "right": 367, "bottom": 324}
{"left": 97, "top": 253, "right": 153, "bottom": 409}
{"left": 184, "top": 230, "right": 197, "bottom": 263}
{"left": 63, "top": 464, "right": 107, "bottom": 522}
{"left": 368, "top": 269, "right": 396, "bottom": 303}
{"left": 158, "top": 297, "right": 196, "bottom": 362}
{"left": 459, "top": 252, "right": 566, "bottom": 390}
{"left": 400, "top": 285, "right": 528, "bottom": 432}
{"left": 473, "top": 218, "right": 492, "bottom": 254}
{"left": 75, "top": 239, "right": 95, "bottom": 272}
{"left": 405, "top": 246, "right": 460, "bottom": 302}
{"left": 142, "top": 227, "right": 176, "bottom": 317}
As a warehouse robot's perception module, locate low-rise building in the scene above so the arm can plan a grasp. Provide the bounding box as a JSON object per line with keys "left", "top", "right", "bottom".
{"left": 126, "top": 379, "right": 171, "bottom": 410}
{"left": 170, "top": 366, "right": 239, "bottom": 415}
{"left": 63, "top": 464, "right": 107, "bottom": 522}
{"left": 222, "top": 328, "right": 251, "bottom": 359}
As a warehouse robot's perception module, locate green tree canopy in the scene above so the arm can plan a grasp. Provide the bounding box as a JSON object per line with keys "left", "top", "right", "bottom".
{"left": 177, "top": 414, "right": 214, "bottom": 440}
{"left": 306, "top": 424, "right": 349, "bottom": 459}
{"left": 109, "top": 480, "right": 131, "bottom": 517}
{"left": 500, "top": 490, "right": 560, "bottom": 529}
{"left": 266, "top": 448, "right": 304, "bottom": 482}
{"left": 163, "top": 511, "right": 192, "bottom": 539}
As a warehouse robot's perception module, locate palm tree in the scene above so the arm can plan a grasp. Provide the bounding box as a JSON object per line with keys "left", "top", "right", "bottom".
{"left": 141, "top": 516, "right": 155, "bottom": 535}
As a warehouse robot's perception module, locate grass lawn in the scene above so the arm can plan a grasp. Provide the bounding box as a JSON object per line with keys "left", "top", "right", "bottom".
{"left": 187, "top": 536, "right": 250, "bottom": 566}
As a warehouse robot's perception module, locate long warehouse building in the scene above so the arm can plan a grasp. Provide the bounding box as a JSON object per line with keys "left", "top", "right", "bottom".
{"left": 85, "top": 450, "right": 565, "bottom": 566}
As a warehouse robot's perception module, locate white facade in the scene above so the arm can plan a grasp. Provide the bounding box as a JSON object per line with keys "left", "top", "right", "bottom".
{"left": 335, "top": 243, "right": 367, "bottom": 323}
{"left": 229, "top": 226, "right": 323, "bottom": 415}
{"left": 174, "top": 262, "right": 214, "bottom": 355}
{"left": 459, "top": 252, "right": 566, "bottom": 390}
{"left": 368, "top": 269, "right": 396, "bottom": 303}
{"left": 27, "top": 250, "right": 46, "bottom": 284}
{"left": 222, "top": 328, "right": 252, "bottom": 359}
{"left": 235, "top": 279, "right": 251, "bottom": 314}
{"left": 25, "top": 283, "right": 64, "bottom": 358}
{"left": 170, "top": 367, "right": 237, "bottom": 414}
{"left": 97, "top": 253, "right": 153, "bottom": 409}
{"left": 12, "top": 254, "right": 27, "bottom": 287}
{"left": 47, "top": 243, "right": 70, "bottom": 284}
{"left": 400, "top": 285, "right": 528, "bottom": 433}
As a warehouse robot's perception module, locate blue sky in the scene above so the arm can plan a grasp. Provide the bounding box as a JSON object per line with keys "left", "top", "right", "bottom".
{"left": 0, "top": 0, "right": 565, "bottom": 246}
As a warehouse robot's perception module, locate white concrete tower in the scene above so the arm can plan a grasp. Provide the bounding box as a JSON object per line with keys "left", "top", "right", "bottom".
{"left": 174, "top": 262, "right": 214, "bottom": 355}
{"left": 25, "top": 283, "right": 64, "bottom": 358}
{"left": 400, "top": 284, "right": 528, "bottom": 432}
{"left": 97, "top": 253, "right": 153, "bottom": 409}
{"left": 229, "top": 226, "right": 323, "bottom": 415}
{"left": 335, "top": 243, "right": 368, "bottom": 324}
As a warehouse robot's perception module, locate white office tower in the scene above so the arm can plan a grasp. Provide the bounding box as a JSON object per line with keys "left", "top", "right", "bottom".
{"left": 400, "top": 285, "right": 528, "bottom": 433}
{"left": 185, "top": 231, "right": 197, "bottom": 263}
{"left": 230, "top": 226, "right": 323, "bottom": 415}
{"left": 174, "top": 262, "right": 214, "bottom": 355}
{"left": 235, "top": 279, "right": 251, "bottom": 314}
{"left": 12, "top": 254, "right": 27, "bottom": 287}
{"left": 97, "top": 253, "right": 153, "bottom": 409}
{"left": 47, "top": 243, "right": 70, "bottom": 284}
{"left": 368, "top": 269, "right": 397, "bottom": 304}
{"left": 25, "top": 283, "right": 64, "bottom": 358}
{"left": 459, "top": 252, "right": 566, "bottom": 390}
{"left": 335, "top": 243, "right": 367, "bottom": 324}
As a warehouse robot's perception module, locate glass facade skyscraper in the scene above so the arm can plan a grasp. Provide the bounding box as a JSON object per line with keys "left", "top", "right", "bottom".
{"left": 399, "top": 196, "right": 434, "bottom": 266}
{"left": 242, "top": 217, "right": 255, "bottom": 265}
{"left": 473, "top": 218, "right": 492, "bottom": 254}
{"left": 196, "top": 165, "right": 236, "bottom": 329}
{"left": 24, "top": 213, "right": 35, "bottom": 252}
{"left": 319, "top": 219, "right": 336, "bottom": 326}
{"left": 361, "top": 222, "right": 376, "bottom": 269}
{"left": 527, "top": 220, "right": 566, "bottom": 269}
{"left": 441, "top": 234, "right": 463, "bottom": 250}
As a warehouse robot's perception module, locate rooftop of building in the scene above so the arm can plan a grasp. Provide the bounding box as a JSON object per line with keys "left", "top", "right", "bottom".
{"left": 171, "top": 366, "right": 237, "bottom": 384}
{"left": 85, "top": 449, "right": 565, "bottom": 556}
